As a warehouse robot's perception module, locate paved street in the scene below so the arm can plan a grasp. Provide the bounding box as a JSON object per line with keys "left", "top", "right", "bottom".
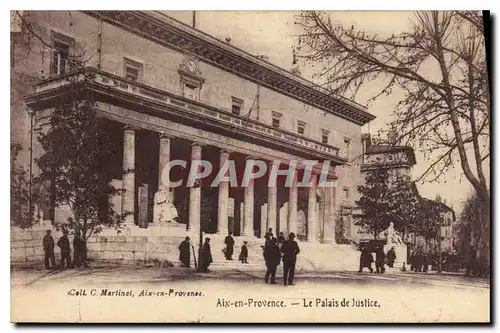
{"left": 11, "top": 263, "right": 490, "bottom": 323}
{"left": 11, "top": 263, "right": 490, "bottom": 290}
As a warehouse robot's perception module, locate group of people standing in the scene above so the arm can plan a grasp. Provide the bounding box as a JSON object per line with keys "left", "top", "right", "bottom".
{"left": 409, "top": 250, "right": 430, "bottom": 272}
{"left": 178, "top": 236, "right": 214, "bottom": 272}
{"left": 358, "top": 245, "right": 397, "bottom": 274}
{"left": 42, "top": 229, "right": 88, "bottom": 270}
{"left": 176, "top": 228, "right": 301, "bottom": 286}
{"left": 262, "top": 228, "right": 300, "bottom": 286}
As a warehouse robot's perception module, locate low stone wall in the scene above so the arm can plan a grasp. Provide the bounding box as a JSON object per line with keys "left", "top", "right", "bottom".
{"left": 87, "top": 235, "right": 184, "bottom": 264}
{"left": 11, "top": 225, "right": 186, "bottom": 267}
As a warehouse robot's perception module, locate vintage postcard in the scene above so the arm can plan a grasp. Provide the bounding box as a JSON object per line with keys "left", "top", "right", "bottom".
{"left": 10, "top": 10, "right": 490, "bottom": 323}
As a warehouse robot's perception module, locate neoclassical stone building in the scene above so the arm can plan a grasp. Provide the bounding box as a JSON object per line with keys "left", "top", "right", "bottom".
{"left": 11, "top": 11, "right": 374, "bottom": 252}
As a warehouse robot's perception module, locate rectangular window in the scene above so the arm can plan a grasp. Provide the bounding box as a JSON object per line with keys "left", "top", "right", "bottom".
{"left": 184, "top": 84, "right": 198, "bottom": 101}
{"left": 321, "top": 129, "right": 329, "bottom": 144}
{"left": 297, "top": 120, "right": 306, "bottom": 135}
{"left": 343, "top": 187, "right": 349, "bottom": 200}
{"left": 231, "top": 97, "right": 243, "bottom": 116}
{"left": 344, "top": 137, "right": 351, "bottom": 159}
{"left": 272, "top": 111, "right": 282, "bottom": 128}
{"left": 51, "top": 32, "right": 73, "bottom": 76}
{"left": 123, "top": 58, "right": 143, "bottom": 82}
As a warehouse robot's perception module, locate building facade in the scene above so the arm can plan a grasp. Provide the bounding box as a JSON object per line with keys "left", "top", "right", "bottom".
{"left": 11, "top": 11, "right": 375, "bottom": 247}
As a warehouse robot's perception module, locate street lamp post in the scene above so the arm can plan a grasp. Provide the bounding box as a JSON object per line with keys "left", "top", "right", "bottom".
{"left": 437, "top": 224, "right": 442, "bottom": 273}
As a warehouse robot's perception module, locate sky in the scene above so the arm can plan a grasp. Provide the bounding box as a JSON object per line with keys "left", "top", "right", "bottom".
{"left": 162, "top": 10, "right": 489, "bottom": 214}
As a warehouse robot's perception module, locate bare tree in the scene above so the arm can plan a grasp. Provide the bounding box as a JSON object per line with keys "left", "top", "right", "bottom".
{"left": 294, "top": 11, "right": 490, "bottom": 208}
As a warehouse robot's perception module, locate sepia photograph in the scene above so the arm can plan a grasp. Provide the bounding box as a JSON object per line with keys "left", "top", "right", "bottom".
{"left": 9, "top": 9, "right": 491, "bottom": 323}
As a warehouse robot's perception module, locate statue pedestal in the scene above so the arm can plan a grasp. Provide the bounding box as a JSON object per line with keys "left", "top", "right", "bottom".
{"left": 384, "top": 244, "right": 407, "bottom": 264}
{"left": 148, "top": 222, "right": 187, "bottom": 237}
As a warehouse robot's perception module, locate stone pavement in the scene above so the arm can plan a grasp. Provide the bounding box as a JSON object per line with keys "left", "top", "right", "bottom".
{"left": 11, "top": 262, "right": 489, "bottom": 291}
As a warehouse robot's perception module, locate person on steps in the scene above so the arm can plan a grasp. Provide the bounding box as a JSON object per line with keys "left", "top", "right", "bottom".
{"left": 239, "top": 241, "right": 249, "bottom": 264}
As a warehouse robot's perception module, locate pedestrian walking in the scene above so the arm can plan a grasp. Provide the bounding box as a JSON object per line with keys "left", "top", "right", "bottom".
{"left": 264, "top": 237, "right": 281, "bottom": 284}
{"left": 43, "top": 230, "right": 56, "bottom": 269}
{"left": 178, "top": 236, "right": 191, "bottom": 268}
{"left": 57, "top": 230, "right": 72, "bottom": 269}
{"left": 375, "top": 245, "right": 385, "bottom": 273}
{"left": 358, "top": 246, "right": 374, "bottom": 273}
{"left": 224, "top": 232, "right": 235, "bottom": 260}
{"left": 281, "top": 232, "right": 300, "bottom": 286}
{"left": 239, "top": 241, "right": 249, "bottom": 263}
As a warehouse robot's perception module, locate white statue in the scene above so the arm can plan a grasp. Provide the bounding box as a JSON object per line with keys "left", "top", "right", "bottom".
{"left": 379, "top": 222, "right": 403, "bottom": 246}
{"left": 153, "top": 188, "right": 178, "bottom": 224}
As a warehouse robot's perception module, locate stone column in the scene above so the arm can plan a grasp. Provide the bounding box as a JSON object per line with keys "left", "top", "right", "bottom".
{"left": 157, "top": 133, "right": 171, "bottom": 194}
{"left": 307, "top": 173, "right": 319, "bottom": 243}
{"left": 288, "top": 170, "right": 298, "bottom": 235}
{"left": 243, "top": 157, "right": 255, "bottom": 237}
{"left": 188, "top": 143, "right": 202, "bottom": 234}
{"left": 121, "top": 125, "right": 136, "bottom": 226}
{"left": 323, "top": 179, "right": 337, "bottom": 244}
{"left": 217, "top": 149, "right": 230, "bottom": 235}
{"left": 267, "top": 174, "right": 278, "bottom": 236}
{"left": 260, "top": 203, "right": 268, "bottom": 238}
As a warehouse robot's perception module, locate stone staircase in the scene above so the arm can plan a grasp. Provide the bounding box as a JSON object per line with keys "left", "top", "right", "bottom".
{"left": 207, "top": 237, "right": 361, "bottom": 272}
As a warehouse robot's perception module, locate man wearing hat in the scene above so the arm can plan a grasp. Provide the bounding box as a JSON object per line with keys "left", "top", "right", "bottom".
{"left": 281, "top": 232, "right": 300, "bottom": 286}
{"left": 43, "top": 229, "right": 56, "bottom": 269}
{"left": 57, "top": 230, "right": 72, "bottom": 269}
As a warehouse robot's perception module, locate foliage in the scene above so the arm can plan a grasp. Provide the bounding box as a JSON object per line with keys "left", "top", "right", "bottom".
{"left": 354, "top": 169, "right": 419, "bottom": 239}
{"left": 11, "top": 151, "right": 34, "bottom": 228}
{"left": 455, "top": 192, "right": 490, "bottom": 262}
{"left": 294, "top": 11, "right": 490, "bottom": 206}
{"left": 334, "top": 210, "right": 350, "bottom": 244}
{"left": 34, "top": 63, "right": 124, "bottom": 241}
{"left": 354, "top": 169, "right": 392, "bottom": 238}
{"left": 415, "top": 198, "right": 443, "bottom": 242}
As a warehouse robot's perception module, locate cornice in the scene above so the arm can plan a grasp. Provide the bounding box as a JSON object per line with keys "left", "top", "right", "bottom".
{"left": 25, "top": 68, "right": 347, "bottom": 164}
{"left": 82, "top": 10, "right": 376, "bottom": 126}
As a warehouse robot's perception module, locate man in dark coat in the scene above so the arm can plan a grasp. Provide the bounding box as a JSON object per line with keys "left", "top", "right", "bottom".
{"left": 422, "top": 253, "right": 429, "bottom": 273}
{"left": 200, "top": 237, "right": 213, "bottom": 272}
{"left": 374, "top": 245, "right": 385, "bottom": 273}
{"left": 43, "top": 230, "right": 56, "bottom": 269}
{"left": 239, "top": 241, "right": 249, "bottom": 263}
{"left": 57, "top": 230, "right": 72, "bottom": 269}
{"left": 281, "top": 232, "right": 300, "bottom": 286}
{"left": 73, "top": 231, "right": 84, "bottom": 268}
{"left": 387, "top": 247, "right": 396, "bottom": 268}
{"left": 409, "top": 251, "right": 415, "bottom": 271}
{"left": 414, "top": 251, "right": 423, "bottom": 272}
{"left": 224, "top": 232, "right": 235, "bottom": 260}
{"left": 264, "top": 237, "right": 281, "bottom": 284}
{"left": 358, "top": 246, "right": 374, "bottom": 273}
{"left": 277, "top": 232, "right": 286, "bottom": 250}
{"left": 178, "top": 236, "right": 191, "bottom": 268}
{"left": 265, "top": 228, "right": 274, "bottom": 239}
